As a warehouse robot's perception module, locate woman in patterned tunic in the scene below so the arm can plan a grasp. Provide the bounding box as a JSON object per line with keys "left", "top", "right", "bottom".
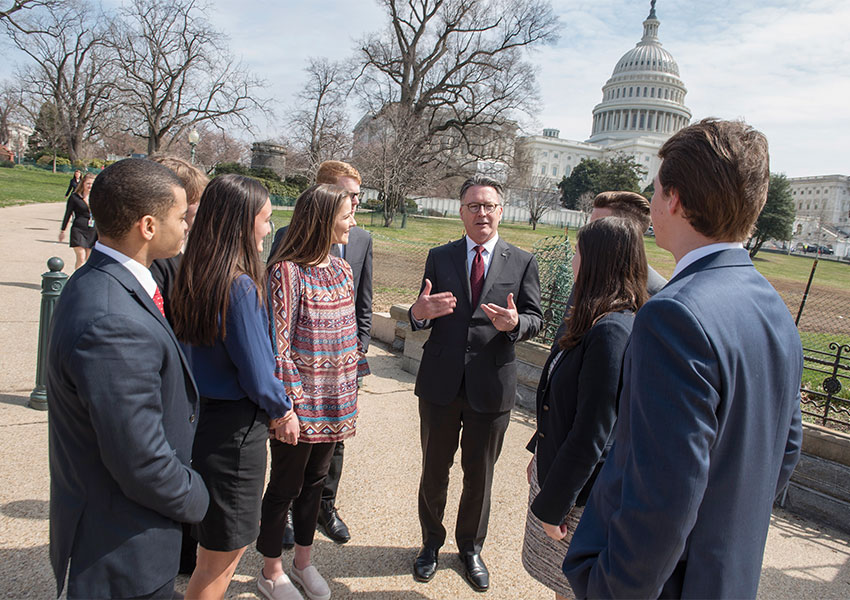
{"left": 256, "top": 183, "right": 368, "bottom": 600}
{"left": 522, "top": 217, "right": 648, "bottom": 599}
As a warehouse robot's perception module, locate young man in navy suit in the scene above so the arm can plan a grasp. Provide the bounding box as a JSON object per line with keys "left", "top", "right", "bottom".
{"left": 47, "top": 159, "right": 209, "bottom": 599}
{"left": 563, "top": 119, "right": 803, "bottom": 599}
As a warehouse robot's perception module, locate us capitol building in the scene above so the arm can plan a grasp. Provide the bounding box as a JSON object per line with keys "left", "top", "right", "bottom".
{"left": 516, "top": 2, "right": 849, "bottom": 255}
{"left": 516, "top": 1, "right": 690, "bottom": 188}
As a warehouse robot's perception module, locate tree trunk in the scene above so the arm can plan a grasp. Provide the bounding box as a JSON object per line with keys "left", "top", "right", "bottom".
{"left": 52, "top": 149, "right": 57, "bottom": 173}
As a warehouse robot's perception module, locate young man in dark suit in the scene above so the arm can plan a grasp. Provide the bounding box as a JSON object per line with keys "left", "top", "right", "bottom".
{"left": 270, "top": 160, "right": 373, "bottom": 545}
{"left": 563, "top": 119, "right": 803, "bottom": 599}
{"left": 47, "top": 158, "right": 210, "bottom": 599}
{"left": 409, "top": 174, "right": 542, "bottom": 591}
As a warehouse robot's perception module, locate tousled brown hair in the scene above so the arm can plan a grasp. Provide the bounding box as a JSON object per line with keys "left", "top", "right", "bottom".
{"left": 593, "top": 191, "right": 651, "bottom": 232}
{"left": 559, "top": 216, "right": 648, "bottom": 350}
{"left": 316, "top": 160, "right": 361, "bottom": 185}
{"left": 171, "top": 174, "right": 269, "bottom": 345}
{"left": 657, "top": 118, "right": 769, "bottom": 241}
{"left": 267, "top": 184, "right": 350, "bottom": 269}
{"left": 149, "top": 155, "right": 209, "bottom": 205}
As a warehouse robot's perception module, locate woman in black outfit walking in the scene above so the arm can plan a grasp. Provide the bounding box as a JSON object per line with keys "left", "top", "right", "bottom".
{"left": 59, "top": 173, "right": 97, "bottom": 270}
{"left": 64, "top": 169, "right": 82, "bottom": 198}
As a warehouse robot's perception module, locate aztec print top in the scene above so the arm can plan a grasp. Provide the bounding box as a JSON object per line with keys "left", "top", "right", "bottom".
{"left": 268, "top": 256, "right": 369, "bottom": 443}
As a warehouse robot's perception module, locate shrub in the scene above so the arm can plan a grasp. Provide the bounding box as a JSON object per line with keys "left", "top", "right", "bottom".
{"left": 36, "top": 155, "right": 71, "bottom": 167}
{"left": 0, "top": 160, "right": 14, "bottom": 169}
{"left": 88, "top": 158, "right": 106, "bottom": 169}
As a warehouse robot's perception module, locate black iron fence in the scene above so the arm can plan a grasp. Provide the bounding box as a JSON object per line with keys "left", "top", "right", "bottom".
{"left": 800, "top": 343, "right": 850, "bottom": 432}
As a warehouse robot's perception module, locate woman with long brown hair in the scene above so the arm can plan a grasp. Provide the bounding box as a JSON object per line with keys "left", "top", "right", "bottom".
{"left": 255, "top": 183, "right": 367, "bottom": 600}
{"left": 521, "top": 216, "right": 648, "bottom": 599}
{"left": 59, "top": 173, "right": 97, "bottom": 269}
{"left": 170, "top": 174, "right": 296, "bottom": 600}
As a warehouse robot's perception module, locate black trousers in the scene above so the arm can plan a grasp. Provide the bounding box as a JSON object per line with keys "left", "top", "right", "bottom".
{"left": 320, "top": 440, "right": 344, "bottom": 512}
{"left": 417, "top": 393, "right": 511, "bottom": 555}
{"left": 256, "top": 440, "right": 336, "bottom": 556}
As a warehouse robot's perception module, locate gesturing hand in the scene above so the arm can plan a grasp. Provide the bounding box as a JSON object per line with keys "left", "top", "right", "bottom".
{"left": 411, "top": 278, "right": 457, "bottom": 321}
{"left": 481, "top": 293, "right": 519, "bottom": 332}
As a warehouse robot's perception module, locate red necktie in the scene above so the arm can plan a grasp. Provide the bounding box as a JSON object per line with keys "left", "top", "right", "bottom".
{"left": 470, "top": 245, "right": 485, "bottom": 307}
{"left": 153, "top": 287, "right": 166, "bottom": 317}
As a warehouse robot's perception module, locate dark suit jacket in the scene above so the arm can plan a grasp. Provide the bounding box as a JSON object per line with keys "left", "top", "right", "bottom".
{"left": 563, "top": 249, "right": 803, "bottom": 599}
{"left": 272, "top": 225, "right": 373, "bottom": 350}
{"left": 528, "top": 310, "right": 634, "bottom": 526}
{"left": 410, "top": 236, "right": 543, "bottom": 413}
{"left": 47, "top": 249, "right": 210, "bottom": 598}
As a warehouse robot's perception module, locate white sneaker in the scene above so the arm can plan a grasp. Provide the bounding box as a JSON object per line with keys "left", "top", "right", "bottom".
{"left": 257, "top": 569, "right": 304, "bottom": 600}
{"left": 290, "top": 563, "right": 331, "bottom": 600}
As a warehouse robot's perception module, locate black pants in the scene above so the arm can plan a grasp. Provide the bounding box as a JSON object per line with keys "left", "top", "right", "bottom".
{"left": 320, "top": 440, "right": 344, "bottom": 512}
{"left": 417, "top": 394, "right": 511, "bottom": 555}
{"left": 256, "top": 440, "right": 336, "bottom": 556}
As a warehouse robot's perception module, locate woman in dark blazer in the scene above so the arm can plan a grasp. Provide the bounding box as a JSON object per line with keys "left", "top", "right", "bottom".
{"left": 522, "top": 216, "right": 649, "bottom": 599}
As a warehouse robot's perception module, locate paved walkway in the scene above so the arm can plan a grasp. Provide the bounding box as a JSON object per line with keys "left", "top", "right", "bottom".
{"left": 1, "top": 203, "right": 850, "bottom": 599}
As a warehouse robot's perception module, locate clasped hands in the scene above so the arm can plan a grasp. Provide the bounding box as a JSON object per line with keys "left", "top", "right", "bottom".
{"left": 270, "top": 409, "right": 300, "bottom": 445}
{"left": 528, "top": 457, "right": 569, "bottom": 541}
{"left": 410, "top": 278, "right": 519, "bottom": 332}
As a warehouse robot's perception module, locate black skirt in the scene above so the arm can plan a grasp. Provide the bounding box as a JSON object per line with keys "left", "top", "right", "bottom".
{"left": 191, "top": 396, "right": 269, "bottom": 552}
{"left": 69, "top": 222, "right": 97, "bottom": 248}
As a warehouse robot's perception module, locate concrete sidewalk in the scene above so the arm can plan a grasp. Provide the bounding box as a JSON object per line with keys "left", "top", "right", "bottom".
{"left": 1, "top": 203, "right": 850, "bottom": 599}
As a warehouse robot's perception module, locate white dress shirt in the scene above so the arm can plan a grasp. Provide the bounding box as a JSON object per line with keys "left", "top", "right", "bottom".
{"left": 466, "top": 233, "right": 500, "bottom": 278}
{"left": 94, "top": 241, "right": 159, "bottom": 300}
{"left": 672, "top": 242, "right": 744, "bottom": 279}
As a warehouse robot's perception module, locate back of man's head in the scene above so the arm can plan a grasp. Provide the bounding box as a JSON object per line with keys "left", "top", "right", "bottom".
{"left": 148, "top": 155, "right": 209, "bottom": 205}
{"left": 593, "top": 191, "right": 651, "bottom": 232}
{"left": 91, "top": 158, "right": 183, "bottom": 240}
{"left": 658, "top": 118, "right": 769, "bottom": 241}
{"left": 316, "top": 160, "right": 361, "bottom": 185}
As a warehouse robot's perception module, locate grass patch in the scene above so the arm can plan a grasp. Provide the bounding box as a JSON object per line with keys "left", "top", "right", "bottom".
{"left": 0, "top": 166, "right": 71, "bottom": 207}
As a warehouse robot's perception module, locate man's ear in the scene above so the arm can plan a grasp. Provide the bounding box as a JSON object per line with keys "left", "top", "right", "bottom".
{"left": 666, "top": 187, "right": 682, "bottom": 216}
{"left": 139, "top": 215, "right": 156, "bottom": 241}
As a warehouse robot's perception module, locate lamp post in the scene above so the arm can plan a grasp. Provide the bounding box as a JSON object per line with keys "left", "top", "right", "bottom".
{"left": 188, "top": 128, "right": 200, "bottom": 164}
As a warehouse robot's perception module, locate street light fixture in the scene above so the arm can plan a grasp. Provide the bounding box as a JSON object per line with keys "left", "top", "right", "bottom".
{"left": 188, "top": 128, "right": 200, "bottom": 164}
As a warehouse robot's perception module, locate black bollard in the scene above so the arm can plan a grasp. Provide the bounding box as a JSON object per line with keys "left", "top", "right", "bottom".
{"left": 29, "top": 257, "right": 68, "bottom": 410}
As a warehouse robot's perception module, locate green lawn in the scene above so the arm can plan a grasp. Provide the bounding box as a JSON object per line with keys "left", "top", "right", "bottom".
{"left": 0, "top": 166, "right": 71, "bottom": 207}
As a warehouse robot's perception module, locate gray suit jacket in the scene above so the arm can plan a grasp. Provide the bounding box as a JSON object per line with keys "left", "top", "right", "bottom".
{"left": 563, "top": 249, "right": 803, "bottom": 599}
{"left": 47, "top": 249, "right": 209, "bottom": 598}
{"left": 410, "top": 236, "right": 543, "bottom": 413}
{"left": 272, "top": 225, "right": 373, "bottom": 350}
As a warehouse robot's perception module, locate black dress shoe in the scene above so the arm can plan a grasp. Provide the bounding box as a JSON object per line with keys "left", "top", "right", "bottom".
{"left": 282, "top": 509, "right": 295, "bottom": 550}
{"left": 461, "top": 552, "right": 490, "bottom": 592}
{"left": 413, "top": 547, "right": 439, "bottom": 582}
{"left": 317, "top": 507, "right": 351, "bottom": 544}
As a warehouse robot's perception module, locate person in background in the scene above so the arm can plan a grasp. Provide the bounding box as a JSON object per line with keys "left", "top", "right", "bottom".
{"left": 149, "top": 155, "right": 210, "bottom": 312}
{"left": 59, "top": 173, "right": 97, "bottom": 270}
{"left": 64, "top": 169, "right": 82, "bottom": 198}
{"left": 256, "top": 183, "right": 367, "bottom": 600}
{"left": 522, "top": 216, "right": 647, "bottom": 599}
{"left": 171, "top": 174, "right": 296, "bottom": 600}
{"left": 47, "top": 158, "right": 209, "bottom": 599}
{"left": 270, "top": 159, "right": 372, "bottom": 547}
{"left": 563, "top": 119, "right": 803, "bottom": 599}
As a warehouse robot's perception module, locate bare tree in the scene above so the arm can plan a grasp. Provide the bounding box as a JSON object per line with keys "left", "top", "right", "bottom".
{"left": 286, "top": 57, "right": 350, "bottom": 176}
{"left": 0, "top": 0, "right": 55, "bottom": 26}
{"left": 509, "top": 177, "right": 560, "bottom": 230}
{"left": 109, "top": 0, "right": 267, "bottom": 155}
{"left": 351, "top": 0, "right": 560, "bottom": 225}
{"left": 0, "top": 80, "right": 24, "bottom": 146}
{"left": 4, "top": 0, "right": 116, "bottom": 162}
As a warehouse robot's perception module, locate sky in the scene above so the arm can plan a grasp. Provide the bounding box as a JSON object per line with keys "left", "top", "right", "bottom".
{"left": 3, "top": 0, "right": 849, "bottom": 177}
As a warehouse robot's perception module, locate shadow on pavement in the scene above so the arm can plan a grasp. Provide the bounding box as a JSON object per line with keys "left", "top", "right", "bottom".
{"left": 0, "top": 281, "right": 41, "bottom": 290}
{"left": 1, "top": 499, "right": 49, "bottom": 520}
{"left": 0, "top": 394, "right": 30, "bottom": 408}
{"left": 0, "top": 544, "right": 54, "bottom": 598}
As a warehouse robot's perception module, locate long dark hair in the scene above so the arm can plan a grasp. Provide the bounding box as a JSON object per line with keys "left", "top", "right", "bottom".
{"left": 267, "top": 183, "right": 350, "bottom": 268}
{"left": 171, "top": 174, "right": 269, "bottom": 345}
{"left": 559, "top": 216, "right": 649, "bottom": 350}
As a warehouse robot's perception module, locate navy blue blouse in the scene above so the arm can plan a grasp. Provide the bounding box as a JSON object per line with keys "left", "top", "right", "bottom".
{"left": 180, "top": 274, "right": 291, "bottom": 420}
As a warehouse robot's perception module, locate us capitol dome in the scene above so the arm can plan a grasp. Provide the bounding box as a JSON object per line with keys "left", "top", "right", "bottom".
{"left": 587, "top": 0, "right": 692, "bottom": 145}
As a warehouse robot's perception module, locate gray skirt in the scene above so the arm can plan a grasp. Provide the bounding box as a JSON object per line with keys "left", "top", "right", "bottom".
{"left": 521, "top": 453, "right": 584, "bottom": 598}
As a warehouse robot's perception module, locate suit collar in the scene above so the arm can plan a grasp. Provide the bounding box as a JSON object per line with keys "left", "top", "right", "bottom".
{"left": 668, "top": 247, "right": 753, "bottom": 285}
{"left": 450, "top": 238, "right": 472, "bottom": 303}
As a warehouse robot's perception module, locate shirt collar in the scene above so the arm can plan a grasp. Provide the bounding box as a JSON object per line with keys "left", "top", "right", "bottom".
{"left": 466, "top": 233, "right": 500, "bottom": 256}
{"left": 672, "top": 241, "right": 744, "bottom": 279}
{"left": 94, "top": 241, "right": 159, "bottom": 299}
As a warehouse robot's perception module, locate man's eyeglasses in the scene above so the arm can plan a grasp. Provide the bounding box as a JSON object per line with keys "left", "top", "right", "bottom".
{"left": 462, "top": 202, "right": 501, "bottom": 214}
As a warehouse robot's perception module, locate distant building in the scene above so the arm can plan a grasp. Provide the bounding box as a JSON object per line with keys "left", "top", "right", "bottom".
{"left": 516, "top": 2, "right": 691, "bottom": 188}
{"left": 251, "top": 142, "right": 286, "bottom": 178}
{"left": 789, "top": 174, "right": 850, "bottom": 256}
